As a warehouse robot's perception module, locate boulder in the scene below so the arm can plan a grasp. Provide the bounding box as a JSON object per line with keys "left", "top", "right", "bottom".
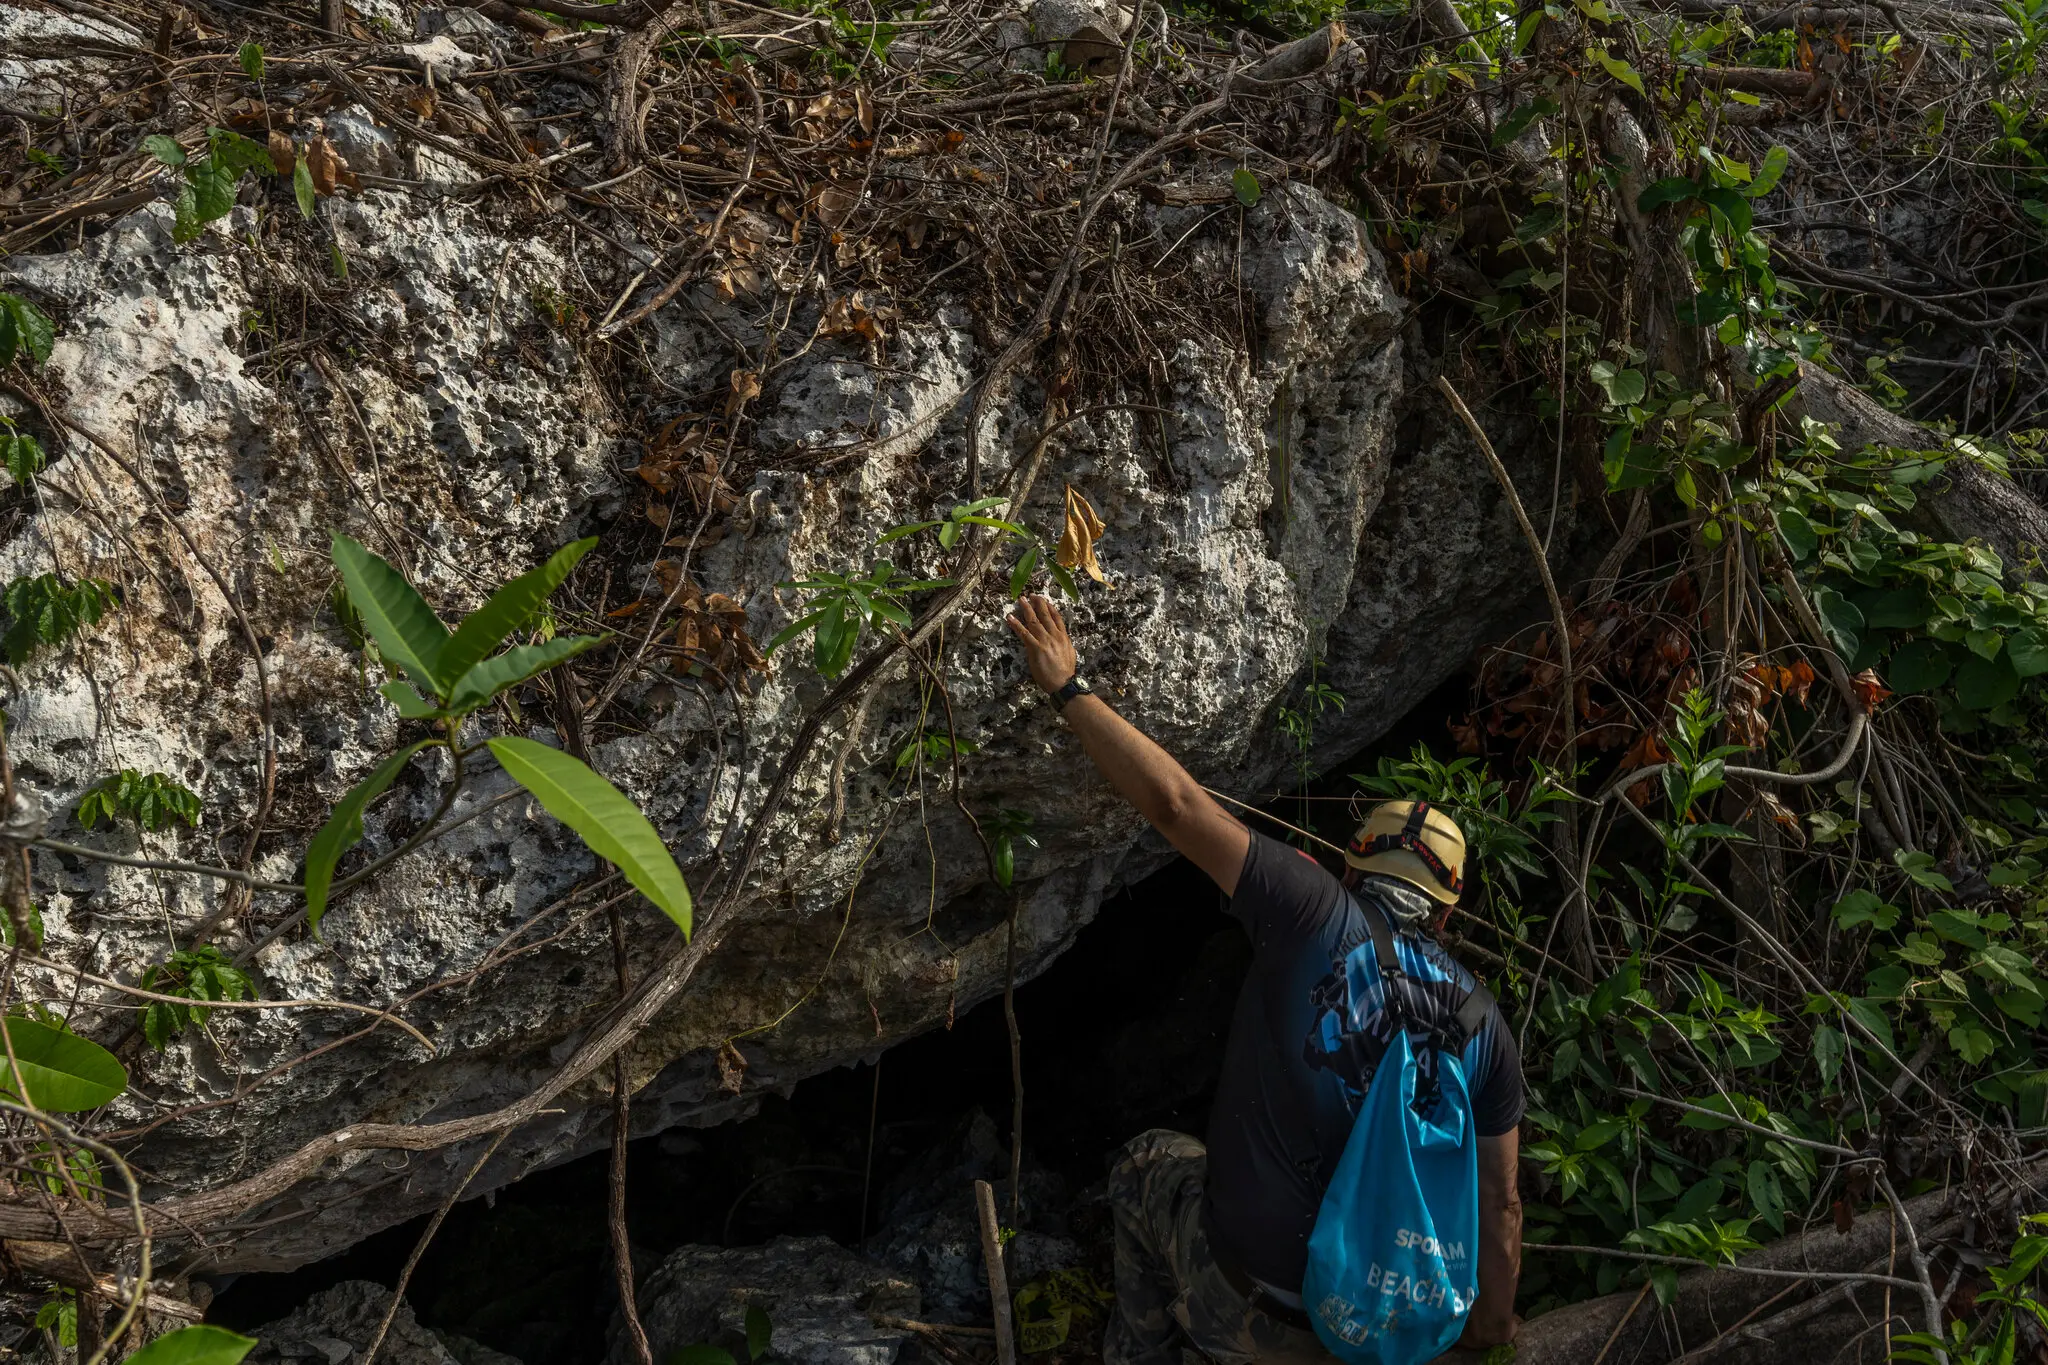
{"left": 245, "top": 1281, "right": 475, "bottom": 1365}
{"left": 0, "top": 170, "right": 1557, "bottom": 1269}
{"left": 611, "top": 1237, "right": 919, "bottom": 1365}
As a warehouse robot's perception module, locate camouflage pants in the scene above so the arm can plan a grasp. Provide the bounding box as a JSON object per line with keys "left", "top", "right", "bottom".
{"left": 1104, "top": 1130, "right": 1332, "bottom": 1365}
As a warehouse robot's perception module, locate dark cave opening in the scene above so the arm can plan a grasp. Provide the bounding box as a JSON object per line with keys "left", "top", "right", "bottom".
{"left": 207, "top": 673, "right": 1479, "bottom": 1365}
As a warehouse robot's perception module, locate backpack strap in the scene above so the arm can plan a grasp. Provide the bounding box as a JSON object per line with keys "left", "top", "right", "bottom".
{"left": 1454, "top": 980, "right": 1496, "bottom": 1048}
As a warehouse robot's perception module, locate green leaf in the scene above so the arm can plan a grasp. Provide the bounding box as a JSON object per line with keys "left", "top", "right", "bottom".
{"left": 379, "top": 681, "right": 447, "bottom": 719}
{"left": 144, "top": 133, "right": 188, "bottom": 167}
{"left": 1009, "top": 544, "right": 1041, "bottom": 600}
{"left": 1586, "top": 45, "right": 1646, "bottom": 96}
{"left": 440, "top": 538, "right": 597, "bottom": 688}
{"left": 745, "top": 1305, "right": 772, "bottom": 1362}
{"left": 1887, "top": 638, "right": 1953, "bottom": 693}
{"left": 487, "top": 737, "right": 692, "bottom": 937}
{"left": 1957, "top": 650, "right": 2021, "bottom": 710}
{"left": 1588, "top": 360, "right": 1646, "bottom": 406}
{"left": 0, "top": 1016, "right": 127, "bottom": 1111}
{"left": 1810, "top": 586, "right": 1863, "bottom": 660}
{"left": 1831, "top": 890, "right": 1899, "bottom": 931}
{"left": 1967, "top": 627, "right": 2006, "bottom": 661}
{"left": 764, "top": 607, "right": 829, "bottom": 656}
{"left": 1514, "top": 204, "right": 1564, "bottom": 243}
{"left": 124, "top": 1326, "right": 258, "bottom": 1365}
{"left": 238, "top": 41, "right": 265, "bottom": 81}
{"left": 1776, "top": 506, "right": 1818, "bottom": 560}
{"left": 208, "top": 126, "right": 276, "bottom": 179}
{"left": 2009, "top": 627, "right": 2048, "bottom": 677}
{"left": 1232, "top": 168, "right": 1261, "bottom": 206}
{"left": 1637, "top": 177, "right": 1698, "bottom": 213}
{"left": 446, "top": 634, "right": 605, "bottom": 713}
{"left": 186, "top": 157, "right": 240, "bottom": 225}
{"left": 1744, "top": 144, "right": 1790, "bottom": 198}
{"left": 0, "top": 296, "right": 55, "bottom": 369}
{"left": 294, "top": 154, "right": 316, "bottom": 219}
{"left": 331, "top": 532, "right": 452, "bottom": 695}
{"left": 303, "top": 741, "right": 432, "bottom": 936}
{"left": 1648, "top": 1266, "right": 1679, "bottom": 1306}
{"left": 1699, "top": 185, "right": 1753, "bottom": 235}
{"left": 1813, "top": 1024, "right": 1845, "bottom": 1084}
{"left": 1950, "top": 1025, "right": 1996, "bottom": 1065}
{"left": 1747, "top": 1158, "right": 1785, "bottom": 1234}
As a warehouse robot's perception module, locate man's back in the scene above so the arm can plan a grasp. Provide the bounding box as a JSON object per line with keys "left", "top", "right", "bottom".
{"left": 1205, "top": 833, "right": 1526, "bottom": 1295}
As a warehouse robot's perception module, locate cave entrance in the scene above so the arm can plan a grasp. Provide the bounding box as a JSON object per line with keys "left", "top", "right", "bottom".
{"left": 206, "top": 677, "right": 1481, "bottom": 1365}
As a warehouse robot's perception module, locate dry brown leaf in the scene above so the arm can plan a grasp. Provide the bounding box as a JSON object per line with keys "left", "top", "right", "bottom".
{"left": 1851, "top": 668, "right": 1892, "bottom": 713}
{"left": 267, "top": 130, "right": 295, "bottom": 177}
{"left": 716, "top": 1040, "right": 747, "bottom": 1095}
{"left": 1056, "top": 484, "right": 1109, "bottom": 587}
{"left": 306, "top": 136, "right": 358, "bottom": 196}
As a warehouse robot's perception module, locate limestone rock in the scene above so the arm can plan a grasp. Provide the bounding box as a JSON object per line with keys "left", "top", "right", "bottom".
{"left": 0, "top": 166, "right": 1555, "bottom": 1271}
{"left": 247, "top": 1281, "right": 470, "bottom": 1365}
{"left": 613, "top": 1237, "right": 919, "bottom": 1365}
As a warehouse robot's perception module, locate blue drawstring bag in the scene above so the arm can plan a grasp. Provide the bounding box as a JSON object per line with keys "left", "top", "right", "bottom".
{"left": 1301, "top": 902, "right": 1484, "bottom": 1364}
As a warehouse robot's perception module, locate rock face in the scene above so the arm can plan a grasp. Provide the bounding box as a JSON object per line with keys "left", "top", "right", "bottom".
{"left": 0, "top": 163, "right": 1559, "bottom": 1268}
{"left": 611, "top": 1237, "right": 920, "bottom": 1365}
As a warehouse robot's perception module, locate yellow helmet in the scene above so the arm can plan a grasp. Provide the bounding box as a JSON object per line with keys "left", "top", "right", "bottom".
{"left": 1344, "top": 800, "right": 1467, "bottom": 905}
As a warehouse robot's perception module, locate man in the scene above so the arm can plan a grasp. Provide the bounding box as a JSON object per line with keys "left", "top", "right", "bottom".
{"left": 1004, "top": 595, "right": 1525, "bottom": 1364}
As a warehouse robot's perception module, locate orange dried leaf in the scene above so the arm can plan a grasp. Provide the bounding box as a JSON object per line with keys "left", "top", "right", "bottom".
{"left": 1055, "top": 484, "right": 1110, "bottom": 587}
{"left": 1851, "top": 668, "right": 1891, "bottom": 712}
{"left": 267, "top": 129, "right": 295, "bottom": 177}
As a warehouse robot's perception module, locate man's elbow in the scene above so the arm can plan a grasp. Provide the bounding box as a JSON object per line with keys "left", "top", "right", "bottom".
{"left": 1147, "top": 780, "right": 1203, "bottom": 834}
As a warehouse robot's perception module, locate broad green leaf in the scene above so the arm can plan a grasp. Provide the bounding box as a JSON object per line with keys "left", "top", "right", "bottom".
{"left": 304, "top": 741, "right": 432, "bottom": 935}
{"left": 745, "top": 1305, "right": 772, "bottom": 1362}
{"left": 208, "top": 126, "right": 275, "bottom": 179}
{"left": 331, "top": 533, "right": 452, "bottom": 695}
{"left": 2010, "top": 627, "right": 2048, "bottom": 677}
{"left": 238, "top": 41, "right": 265, "bottom": 80}
{"left": 439, "top": 537, "right": 597, "bottom": 687}
{"left": 1887, "top": 638, "right": 1952, "bottom": 693}
{"left": 144, "top": 133, "right": 188, "bottom": 166}
{"left": 0, "top": 297, "right": 55, "bottom": 368}
{"left": 1232, "top": 168, "right": 1261, "bottom": 206}
{"left": 1831, "top": 890, "right": 1899, "bottom": 931}
{"left": 446, "top": 634, "right": 605, "bottom": 713}
{"left": 1637, "top": 176, "right": 1698, "bottom": 213}
{"left": 488, "top": 737, "right": 692, "bottom": 937}
{"left": 379, "top": 681, "right": 447, "bottom": 719}
{"left": 1747, "top": 1158, "right": 1785, "bottom": 1234}
{"left": 0, "top": 1015, "right": 127, "bottom": 1111}
{"left": 1957, "top": 651, "right": 2021, "bottom": 710}
{"left": 1744, "top": 144, "right": 1790, "bottom": 198}
{"left": 294, "top": 154, "right": 316, "bottom": 219}
{"left": 186, "top": 157, "right": 240, "bottom": 225}
{"left": 1809, "top": 586, "right": 1863, "bottom": 660}
{"left": 1588, "top": 360, "right": 1646, "bottom": 406}
{"left": 1950, "top": 1025, "right": 1996, "bottom": 1065}
{"left": 125, "top": 1326, "right": 258, "bottom": 1365}
{"left": 1699, "top": 185, "right": 1753, "bottom": 234}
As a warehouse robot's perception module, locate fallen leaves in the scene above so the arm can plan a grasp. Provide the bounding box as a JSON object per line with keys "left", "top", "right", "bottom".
{"left": 1055, "top": 484, "right": 1109, "bottom": 587}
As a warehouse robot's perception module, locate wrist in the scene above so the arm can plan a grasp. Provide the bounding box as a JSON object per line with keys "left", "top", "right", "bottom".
{"left": 1048, "top": 673, "right": 1094, "bottom": 710}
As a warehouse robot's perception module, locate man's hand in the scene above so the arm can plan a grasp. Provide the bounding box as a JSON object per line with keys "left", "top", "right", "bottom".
{"left": 1005, "top": 594, "right": 1079, "bottom": 693}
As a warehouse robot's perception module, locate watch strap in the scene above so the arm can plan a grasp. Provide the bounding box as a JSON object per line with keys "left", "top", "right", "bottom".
{"left": 1051, "top": 674, "right": 1093, "bottom": 709}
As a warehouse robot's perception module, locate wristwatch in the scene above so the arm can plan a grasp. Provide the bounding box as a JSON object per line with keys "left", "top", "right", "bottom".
{"left": 1050, "top": 674, "right": 1095, "bottom": 710}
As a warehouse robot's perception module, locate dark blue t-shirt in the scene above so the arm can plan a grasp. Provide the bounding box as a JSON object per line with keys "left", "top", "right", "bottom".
{"left": 1204, "top": 833, "right": 1526, "bottom": 1292}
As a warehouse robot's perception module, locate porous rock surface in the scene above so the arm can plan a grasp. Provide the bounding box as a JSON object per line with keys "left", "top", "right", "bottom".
{"left": 0, "top": 161, "right": 1557, "bottom": 1269}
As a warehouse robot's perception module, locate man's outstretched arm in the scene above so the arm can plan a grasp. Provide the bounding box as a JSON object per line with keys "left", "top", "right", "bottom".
{"left": 1006, "top": 596, "right": 1251, "bottom": 896}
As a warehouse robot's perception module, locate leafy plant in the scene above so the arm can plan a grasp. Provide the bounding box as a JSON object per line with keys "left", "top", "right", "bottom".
{"left": 146, "top": 126, "right": 280, "bottom": 243}
{"left": 985, "top": 807, "right": 1039, "bottom": 889}
{"left": 0, "top": 293, "right": 55, "bottom": 369}
{"left": 311, "top": 534, "right": 692, "bottom": 939}
{"left": 0, "top": 574, "right": 116, "bottom": 666}
{"left": 1275, "top": 651, "right": 1344, "bottom": 846}
{"left": 768, "top": 559, "right": 949, "bottom": 678}
{"left": 34, "top": 1290, "right": 75, "bottom": 1349}
{"left": 2, "top": 426, "right": 46, "bottom": 486}
{"left": 76, "top": 769, "right": 202, "bottom": 833}
{"left": 877, "top": 495, "right": 1028, "bottom": 552}
{"left": 138, "top": 946, "right": 255, "bottom": 1050}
